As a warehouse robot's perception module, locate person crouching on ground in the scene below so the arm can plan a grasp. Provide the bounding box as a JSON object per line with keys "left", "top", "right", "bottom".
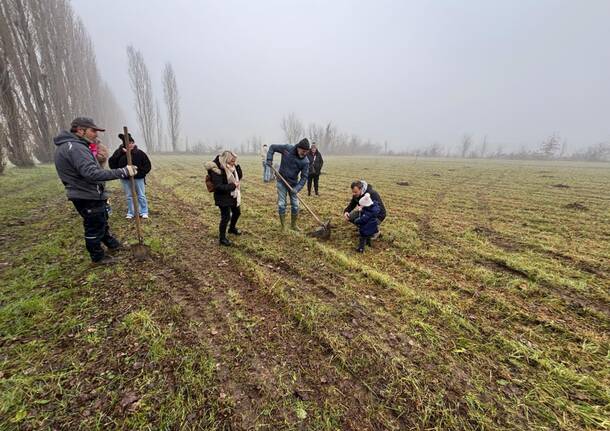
{"left": 343, "top": 179, "right": 386, "bottom": 239}
{"left": 108, "top": 133, "right": 152, "bottom": 219}
{"left": 54, "top": 117, "right": 138, "bottom": 266}
{"left": 205, "top": 151, "right": 243, "bottom": 246}
{"left": 354, "top": 193, "right": 380, "bottom": 253}
{"left": 266, "top": 138, "right": 310, "bottom": 231}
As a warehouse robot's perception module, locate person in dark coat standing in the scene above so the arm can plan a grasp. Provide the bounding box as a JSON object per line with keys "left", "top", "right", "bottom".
{"left": 205, "top": 151, "right": 243, "bottom": 246}
{"left": 109, "top": 133, "right": 152, "bottom": 219}
{"left": 54, "top": 117, "right": 138, "bottom": 265}
{"left": 306, "top": 143, "right": 324, "bottom": 196}
{"left": 266, "top": 138, "right": 310, "bottom": 231}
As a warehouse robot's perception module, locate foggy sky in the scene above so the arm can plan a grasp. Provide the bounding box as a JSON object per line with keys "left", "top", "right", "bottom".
{"left": 72, "top": 0, "right": 610, "bottom": 151}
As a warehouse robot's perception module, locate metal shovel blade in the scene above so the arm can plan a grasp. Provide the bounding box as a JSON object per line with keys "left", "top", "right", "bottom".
{"left": 131, "top": 243, "right": 151, "bottom": 260}
{"left": 309, "top": 220, "right": 332, "bottom": 240}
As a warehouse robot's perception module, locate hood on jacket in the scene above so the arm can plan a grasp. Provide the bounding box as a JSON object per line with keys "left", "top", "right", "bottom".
{"left": 204, "top": 156, "right": 222, "bottom": 175}
{"left": 359, "top": 180, "right": 369, "bottom": 195}
{"left": 54, "top": 131, "right": 88, "bottom": 147}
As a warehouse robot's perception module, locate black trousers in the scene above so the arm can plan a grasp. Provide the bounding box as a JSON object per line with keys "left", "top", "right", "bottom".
{"left": 307, "top": 174, "right": 320, "bottom": 195}
{"left": 358, "top": 235, "right": 372, "bottom": 249}
{"left": 72, "top": 199, "right": 120, "bottom": 262}
{"left": 219, "top": 205, "right": 241, "bottom": 239}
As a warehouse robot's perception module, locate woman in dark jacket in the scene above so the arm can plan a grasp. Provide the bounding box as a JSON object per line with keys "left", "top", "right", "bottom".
{"left": 306, "top": 144, "right": 323, "bottom": 196}
{"left": 205, "top": 151, "right": 243, "bottom": 246}
{"left": 108, "top": 133, "right": 152, "bottom": 218}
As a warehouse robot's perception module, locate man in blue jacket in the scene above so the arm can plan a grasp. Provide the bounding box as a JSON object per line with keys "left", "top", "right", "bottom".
{"left": 54, "top": 117, "right": 137, "bottom": 265}
{"left": 266, "top": 138, "right": 310, "bottom": 230}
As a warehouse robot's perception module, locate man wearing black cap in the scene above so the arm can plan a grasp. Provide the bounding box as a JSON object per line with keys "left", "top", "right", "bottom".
{"left": 266, "top": 138, "right": 310, "bottom": 230}
{"left": 54, "top": 117, "right": 138, "bottom": 265}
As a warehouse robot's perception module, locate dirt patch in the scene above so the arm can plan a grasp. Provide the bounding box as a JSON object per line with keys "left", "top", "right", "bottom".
{"left": 476, "top": 258, "right": 531, "bottom": 280}
{"left": 396, "top": 181, "right": 410, "bottom": 186}
{"left": 473, "top": 225, "right": 521, "bottom": 252}
{"left": 552, "top": 184, "right": 570, "bottom": 189}
{"left": 563, "top": 202, "right": 588, "bottom": 211}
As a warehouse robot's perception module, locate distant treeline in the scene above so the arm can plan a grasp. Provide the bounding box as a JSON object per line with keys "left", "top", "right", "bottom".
{"left": 0, "top": 0, "right": 124, "bottom": 173}
{"left": 394, "top": 134, "right": 610, "bottom": 162}
{"left": 175, "top": 113, "right": 387, "bottom": 156}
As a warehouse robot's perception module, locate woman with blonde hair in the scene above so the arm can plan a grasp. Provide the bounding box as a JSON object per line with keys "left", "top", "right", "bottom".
{"left": 205, "top": 151, "right": 243, "bottom": 246}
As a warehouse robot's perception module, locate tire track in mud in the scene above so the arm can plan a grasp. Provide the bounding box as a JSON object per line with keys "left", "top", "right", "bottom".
{"left": 147, "top": 179, "right": 401, "bottom": 430}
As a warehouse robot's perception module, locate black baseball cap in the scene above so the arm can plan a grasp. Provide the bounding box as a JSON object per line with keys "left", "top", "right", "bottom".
{"left": 71, "top": 117, "right": 105, "bottom": 131}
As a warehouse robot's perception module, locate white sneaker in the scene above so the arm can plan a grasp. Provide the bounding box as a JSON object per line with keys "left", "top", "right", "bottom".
{"left": 140, "top": 214, "right": 149, "bottom": 219}
{"left": 126, "top": 214, "right": 134, "bottom": 219}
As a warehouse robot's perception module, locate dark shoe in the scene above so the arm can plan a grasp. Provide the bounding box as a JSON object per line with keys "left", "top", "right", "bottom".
{"left": 279, "top": 214, "right": 286, "bottom": 231}
{"left": 356, "top": 247, "right": 364, "bottom": 253}
{"left": 91, "top": 255, "right": 118, "bottom": 266}
{"left": 366, "top": 238, "right": 372, "bottom": 247}
{"left": 106, "top": 243, "right": 124, "bottom": 254}
{"left": 219, "top": 238, "right": 232, "bottom": 246}
{"left": 228, "top": 227, "right": 242, "bottom": 235}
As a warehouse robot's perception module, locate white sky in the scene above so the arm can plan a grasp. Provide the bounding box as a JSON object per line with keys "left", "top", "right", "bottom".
{"left": 72, "top": 0, "right": 610, "bottom": 151}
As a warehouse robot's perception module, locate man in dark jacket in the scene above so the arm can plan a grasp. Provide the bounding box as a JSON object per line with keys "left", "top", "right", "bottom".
{"left": 54, "top": 117, "right": 137, "bottom": 265}
{"left": 109, "top": 133, "right": 152, "bottom": 219}
{"left": 306, "top": 143, "right": 323, "bottom": 196}
{"left": 266, "top": 138, "right": 310, "bottom": 230}
{"left": 343, "top": 180, "right": 386, "bottom": 238}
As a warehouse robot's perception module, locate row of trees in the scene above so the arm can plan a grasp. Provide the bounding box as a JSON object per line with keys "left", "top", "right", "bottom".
{"left": 126, "top": 46, "right": 180, "bottom": 153}
{"left": 0, "top": 0, "right": 123, "bottom": 173}
{"left": 399, "top": 133, "right": 610, "bottom": 162}
{"left": 280, "top": 113, "right": 383, "bottom": 155}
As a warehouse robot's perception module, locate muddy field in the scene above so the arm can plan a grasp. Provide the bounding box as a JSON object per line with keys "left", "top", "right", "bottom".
{"left": 1, "top": 155, "right": 609, "bottom": 430}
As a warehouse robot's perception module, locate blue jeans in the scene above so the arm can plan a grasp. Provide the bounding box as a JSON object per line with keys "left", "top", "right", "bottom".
{"left": 263, "top": 162, "right": 273, "bottom": 182}
{"left": 277, "top": 181, "right": 299, "bottom": 215}
{"left": 121, "top": 178, "right": 149, "bottom": 216}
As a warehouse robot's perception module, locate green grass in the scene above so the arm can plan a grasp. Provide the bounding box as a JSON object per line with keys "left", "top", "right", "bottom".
{"left": 1, "top": 156, "right": 609, "bottom": 430}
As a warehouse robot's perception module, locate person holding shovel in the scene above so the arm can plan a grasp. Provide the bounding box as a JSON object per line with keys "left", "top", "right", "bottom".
{"left": 109, "top": 133, "right": 152, "bottom": 219}
{"left": 54, "top": 117, "right": 138, "bottom": 266}
{"left": 266, "top": 138, "right": 310, "bottom": 230}
{"left": 205, "top": 151, "right": 243, "bottom": 246}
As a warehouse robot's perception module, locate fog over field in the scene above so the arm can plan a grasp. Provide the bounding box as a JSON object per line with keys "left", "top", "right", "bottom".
{"left": 72, "top": 0, "right": 610, "bottom": 152}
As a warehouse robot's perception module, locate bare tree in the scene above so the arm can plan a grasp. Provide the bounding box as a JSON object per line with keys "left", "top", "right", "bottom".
{"left": 0, "top": 0, "right": 123, "bottom": 164}
{"left": 461, "top": 134, "right": 473, "bottom": 158}
{"left": 280, "top": 113, "right": 304, "bottom": 144}
{"left": 127, "top": 45, "right": 156, "bottom": 152}
{"left": 560, "top": 139, "right": 568, "bottom": 158}
{"left": 0, "top": 20, "right": 34, "bottom": 167}
{"left": 162, "top": 62, "right": 180, "bottom": 152}
{"left": 155, "top": 100, "right": 164, "bottom": 151}
{"left": 479, "top": 135, "right": 488, "bottom": 158}
{"left": 540, "top": 133, "right": 561, "bottom": 158}
{"left": 0, "top": 125, "right": 7, "bottom": 174}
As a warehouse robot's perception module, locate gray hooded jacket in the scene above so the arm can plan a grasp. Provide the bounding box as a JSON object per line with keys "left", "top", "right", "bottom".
{"left": 54, "top": 131, "right": 129, "bottom": 201}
